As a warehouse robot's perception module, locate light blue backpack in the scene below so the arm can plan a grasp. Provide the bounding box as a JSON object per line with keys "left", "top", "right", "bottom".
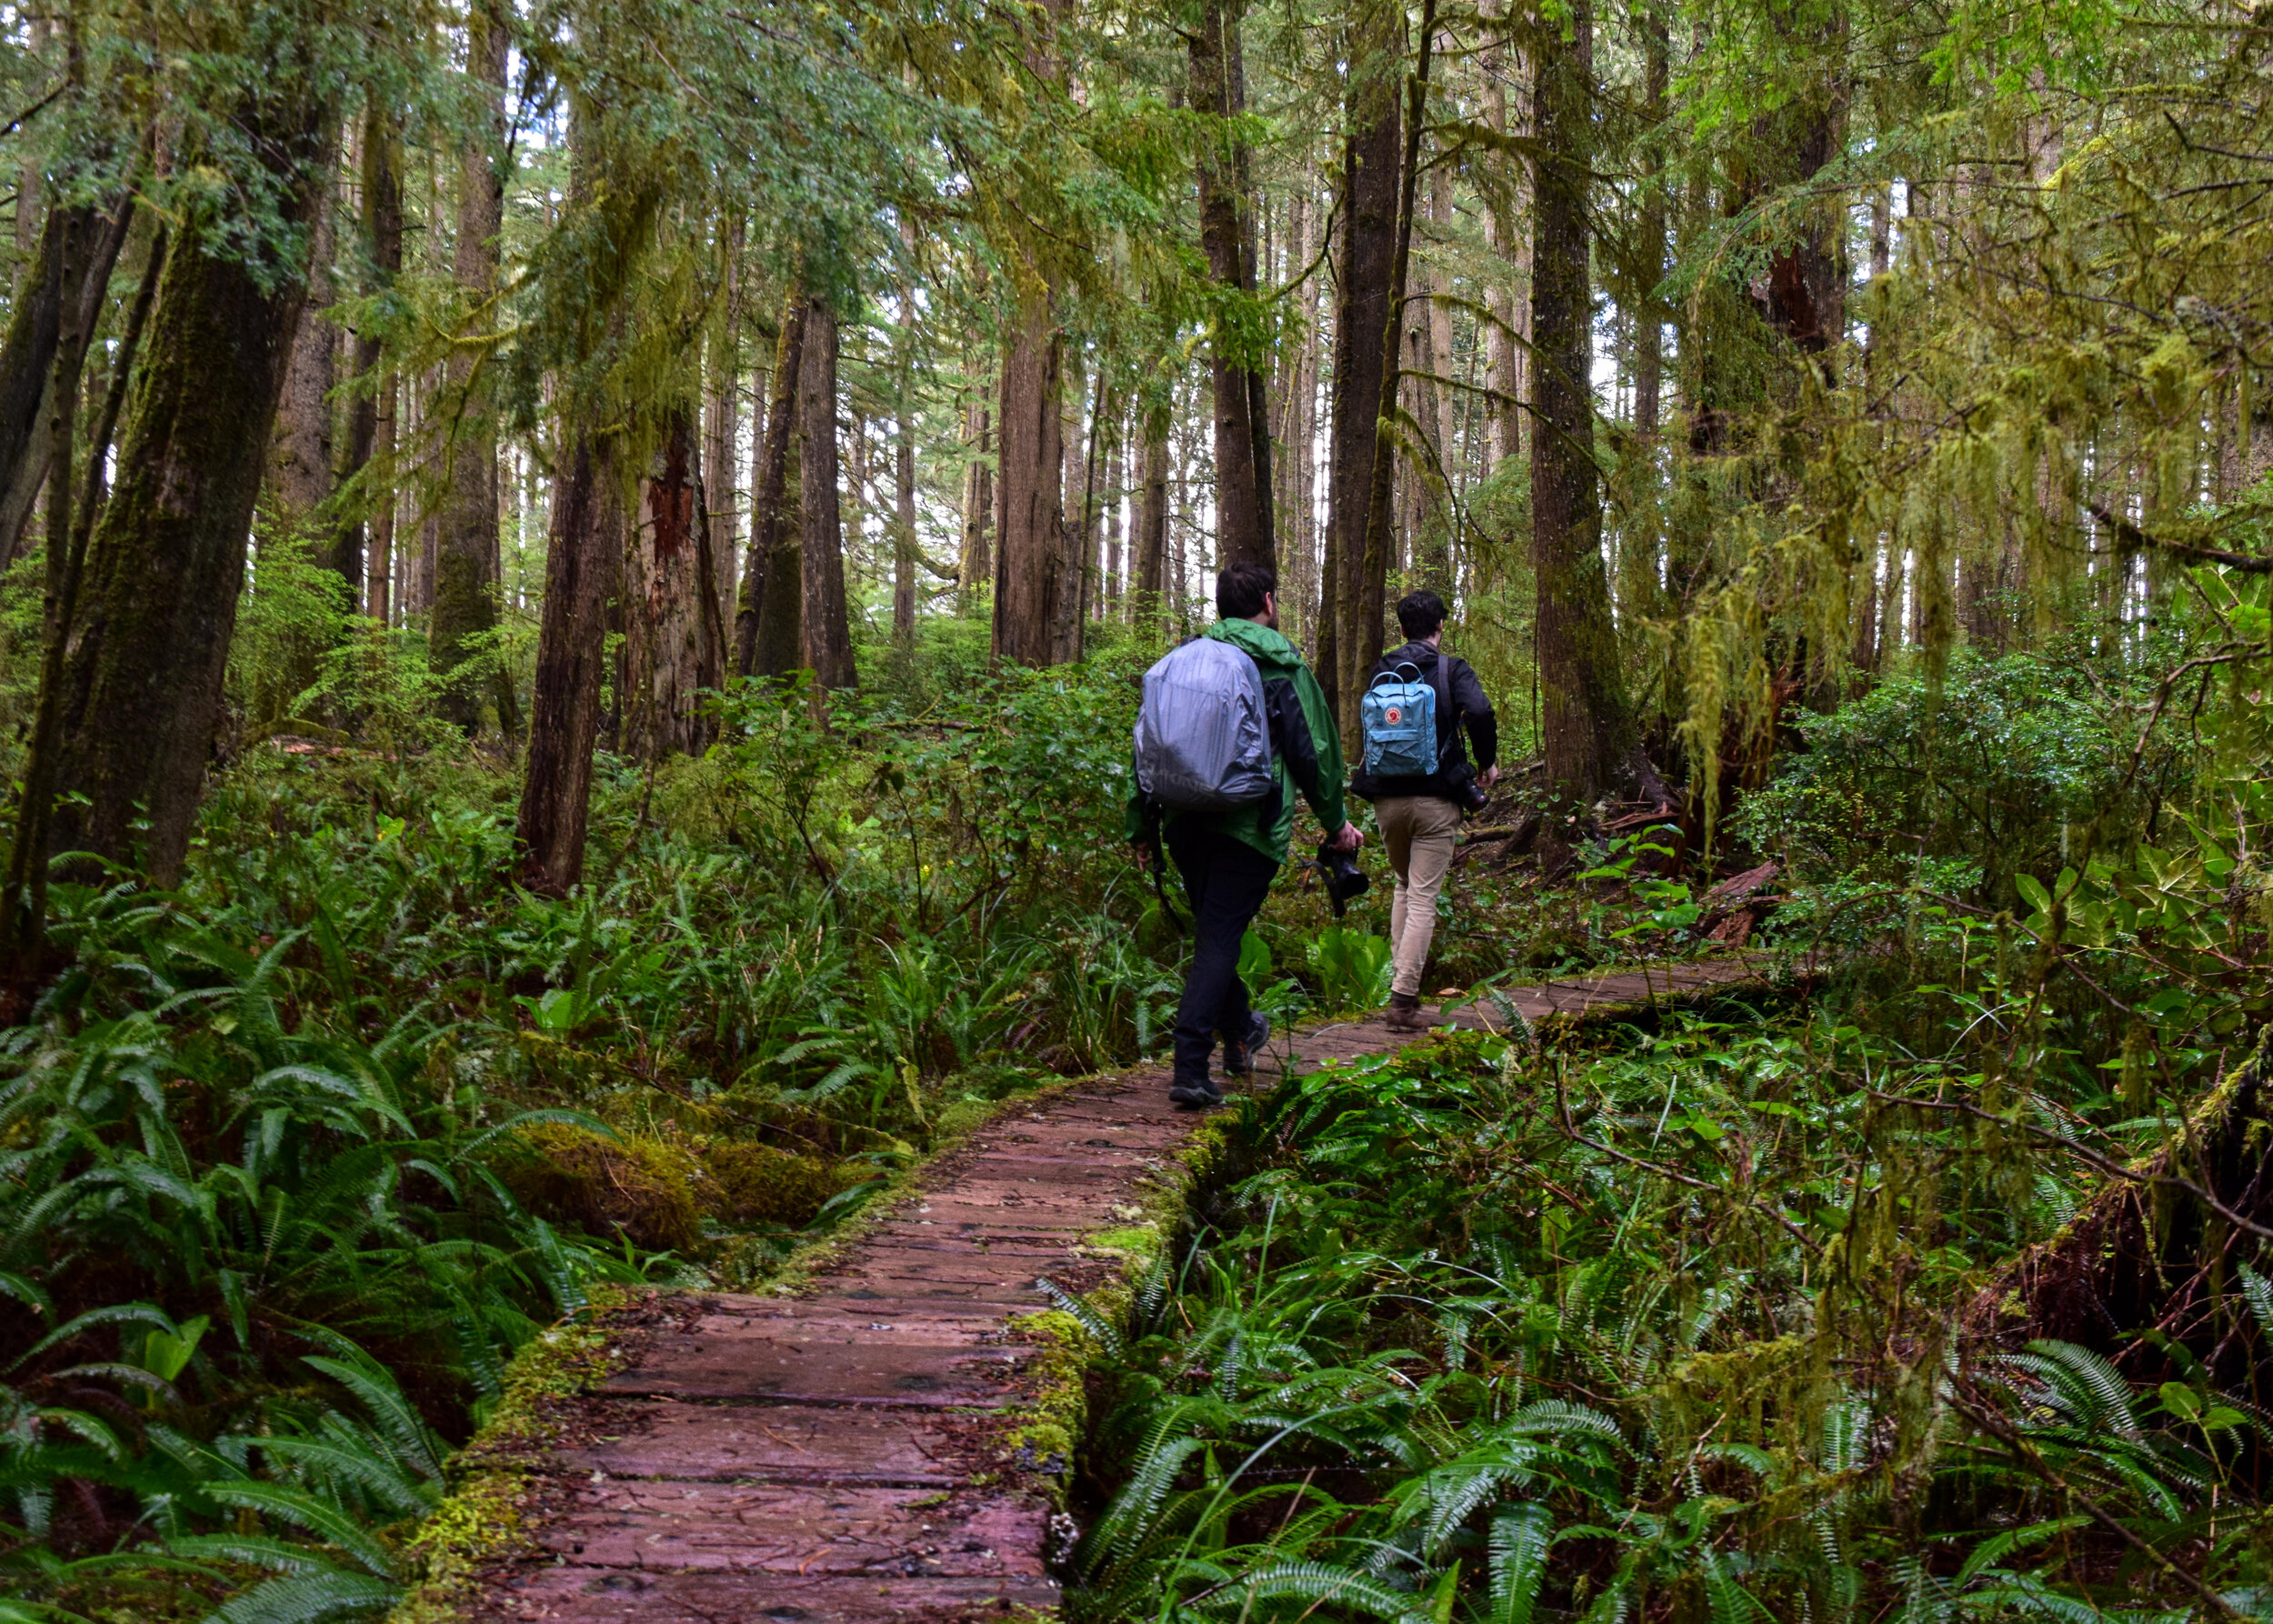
{"left": 1360, "top": 663, "right": 1439, "bottom": 778}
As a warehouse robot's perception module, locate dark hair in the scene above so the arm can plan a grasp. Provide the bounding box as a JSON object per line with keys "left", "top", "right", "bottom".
{"left": 1397, "top": 590, "right": 1447, "bottom": 639}
{"left": 1217, "top": 560, "right": 1278, "bottom": 620}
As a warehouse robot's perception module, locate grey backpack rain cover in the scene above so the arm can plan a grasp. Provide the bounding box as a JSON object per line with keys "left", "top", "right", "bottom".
{"left": 1133, "top": 638, "right": 1276, "bottom": 811}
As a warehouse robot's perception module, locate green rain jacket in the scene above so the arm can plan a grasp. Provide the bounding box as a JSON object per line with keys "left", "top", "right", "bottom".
{"left": 1123, "top": 617, "right": 1348, "bottom": 867}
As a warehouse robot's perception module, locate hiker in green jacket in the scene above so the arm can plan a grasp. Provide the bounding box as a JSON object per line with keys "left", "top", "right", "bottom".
{"left": 1126, "top": 561, "right": 1361, "bottom": 1108}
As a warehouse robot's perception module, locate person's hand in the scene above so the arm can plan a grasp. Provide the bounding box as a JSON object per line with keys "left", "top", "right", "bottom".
{"left": 1481, "top": 765, "right": 1501, "bottom": 790}
{"left": 1332, "top": 821, "right": 1363, "bottom": 852}
{"left": 1132, "top": 841, "right": 1153, "bottom": 873}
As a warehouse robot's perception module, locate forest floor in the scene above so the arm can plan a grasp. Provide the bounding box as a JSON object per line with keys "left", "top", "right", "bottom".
{"left": 446, "top": 957, "right": 1775, "bottom": 1624}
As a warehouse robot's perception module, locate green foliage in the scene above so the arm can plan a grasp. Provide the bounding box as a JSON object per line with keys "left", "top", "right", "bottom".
{"left": 1074, "top": 1027, "right": 2273, "bottom": 1621}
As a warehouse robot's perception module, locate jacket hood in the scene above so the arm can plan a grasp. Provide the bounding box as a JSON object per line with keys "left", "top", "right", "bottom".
{"left": 1204, "top": 617, "right": 1298, "bottom": 668}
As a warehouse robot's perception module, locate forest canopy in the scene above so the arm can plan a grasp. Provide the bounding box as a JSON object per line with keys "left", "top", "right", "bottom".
{"left": 0, "top": 0, "right": 2265, "bottom": 1619}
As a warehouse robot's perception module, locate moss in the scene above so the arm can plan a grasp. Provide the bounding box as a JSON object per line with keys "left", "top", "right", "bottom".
{"left": 386, "top": 1293, "right": 631, "bottom": 1624}
{"left": 1005, "top": 1308, "right": 1094, "bottom": 1483}
{"left": 496, "top": 1123, "right": 712, "bottom": 1253}
{"left": 697, "top": 1138, "right": 867, "bottom": 1228}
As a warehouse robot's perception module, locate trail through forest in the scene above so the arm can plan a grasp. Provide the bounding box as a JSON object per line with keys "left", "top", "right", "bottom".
{"left": 456, "top": 959, "right": 1768, "bottom": 1622}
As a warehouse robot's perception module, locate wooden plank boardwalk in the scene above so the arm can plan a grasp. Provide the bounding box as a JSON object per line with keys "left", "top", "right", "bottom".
{"left": 464, "top": 957, "right": 1774, "bottom": 1622}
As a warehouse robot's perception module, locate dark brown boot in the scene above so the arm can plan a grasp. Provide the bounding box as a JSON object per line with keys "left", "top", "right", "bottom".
{"left": 1385, "top": 991, "right": 1429, "bottom": 1033}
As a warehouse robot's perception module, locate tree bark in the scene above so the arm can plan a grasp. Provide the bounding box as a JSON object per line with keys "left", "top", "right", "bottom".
{"left": 736, "top": 288, "right": 805, "bottom": 678}
{"left": 1322, "top": 0, "right": 1404, "bottom": 730}
{"left": 347, "top": 105, "right": 403, "bottom": 622}
{"left": 430, "top": 0, "right": 512, "bottom": 733}
{"left": 624, "top": 407, "right": 707, "bottom": 758}
{"left": 1133, "top": 399, "right": 1169, "bottom": 624}
{"left": 268, "top": 168, "right": 336, "bottom": 536}
{"left": 992, "top": 286, "right": 1074, "bottom": 665}
{"left": 1632, "top": 5, "right": 1667, "bottom": 441}
{"left": 1102, "top": 407, "right": 1125, "bottom": 617}
{"left": 705, "top": 217, "right": 742, "bottom": 652}
{"left": 1529, "top": 0, "right": 1634, "bottom": 806}
{"left": 894, "top": 409, "right": 916, "bottom": 643}
{"left": 1189, "top": 0, "right": 1273, "bottom": 575}
{"left": 51, "top": 105, "right": 332, "bottom": 884}
{"left": 516, "top": 428, "right": 625, "bottom": 894}
{"left": 1414, "top": 157, "right": 1455, "bottom": 591}
{"left": 0, "top": 195, "right": 134, "bottom": 567}
{"left": 798, "top": 295, "right": 856, "bottom": 690}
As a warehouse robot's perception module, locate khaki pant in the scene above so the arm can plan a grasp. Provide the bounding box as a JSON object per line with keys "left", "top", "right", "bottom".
{"left": 1376, "top": 796, "right": 1461, "bottom": 998}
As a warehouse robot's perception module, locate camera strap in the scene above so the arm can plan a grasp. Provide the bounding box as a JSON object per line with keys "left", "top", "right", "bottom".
{"left": 1140, "top": 797, "right": 1187, "bottom": 935}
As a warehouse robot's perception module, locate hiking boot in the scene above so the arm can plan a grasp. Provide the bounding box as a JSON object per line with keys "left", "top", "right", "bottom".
{"left": 1221, "top": 1011, "right": 1270, "bottom": 1078}
{"left": 1168, "top": 1078, "right": 1226, "bottom": 1111}
{"left": 1385, "top": 992, "right": 1430, "bottom": 1033}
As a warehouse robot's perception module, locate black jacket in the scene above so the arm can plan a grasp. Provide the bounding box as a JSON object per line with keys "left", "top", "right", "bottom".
{"left": 1350, "top": 641, "right": 1499, "bottom": 804}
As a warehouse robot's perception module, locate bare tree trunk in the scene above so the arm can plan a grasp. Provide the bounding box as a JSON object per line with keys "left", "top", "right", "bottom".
{"left": 1190, "top": 0, "right": 1273, "bottom": 573}
{"left": 517, "top": 428, "right": 624, "bottom": 894}
{"left": 430, "top": 0, "right": 512, "bottom": 733}
{"left": 992, "top": 287, "right": 1072, "bottom": 665}
{"left": 799, "top": 295, "right": 856, "bottom": 690}
{"left": 1323, "top": 0, "right": 1404, "bottom": 731}
{"left": 736, "top": 288, "right": 805, "bottom": 678}
{"left": 1529, "top": 0, "right": 1633, "bottom": 806}
{"left": 52, "top": 100, "right": 332, "bottom": 885}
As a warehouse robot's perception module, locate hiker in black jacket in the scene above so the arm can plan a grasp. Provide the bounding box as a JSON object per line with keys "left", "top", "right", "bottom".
{"left": 1349, "top": 591, "right": 1499, "bottom": 1031}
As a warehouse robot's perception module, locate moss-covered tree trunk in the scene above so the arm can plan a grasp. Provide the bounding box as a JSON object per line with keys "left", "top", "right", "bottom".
{"left": 1323, "top": 0, "right": 1402, "bottom": 731}
{"left": 798, "top": 295, "right": 856, "bottom": 691}
{"left": 429, "top": 0, "right": 513, "bottom": 734}
{"left": 50, "top": 110, "right": 331, "bottom": 885}
{"left": 345, "top": 107, "right": 403, "bottom": 622}
{"left": 1190, "top": 0, "right": 1274, "bottom": 576}
{"left": 624, "top": 407, "right": 708, "bottom": 758}
{"left": 516, "top": 430, "right": 625, "bottom": 894}
{"left": 0, "top": 196, "right": 134, "bottom": 566}
{"left": 1529, "top": 0, "right": 1634, "bottom": 807}
{"left": 736, "top": 288, "right": 805, "bottom": 678}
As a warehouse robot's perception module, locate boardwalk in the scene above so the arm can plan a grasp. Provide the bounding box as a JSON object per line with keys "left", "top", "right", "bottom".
{"left": 466, "top": 957, "right": 1772, "bottom": 1622}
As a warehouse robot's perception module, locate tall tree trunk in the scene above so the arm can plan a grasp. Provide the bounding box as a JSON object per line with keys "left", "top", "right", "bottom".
{"left": 0, "top": 195, "right": 135, "bottom": 567}
{"left": 268, "top": 168, "right": 336, "bottom": 536}
{"left": 1323, "top": 0, "right": 1404, "bottom": 731}
{"left": 1133, "top": 399, "right": 1169, "bottom": 625}
{"left": 625, "top": 408, "right": 706, "bottom": 758}
{"left": 894, "top": 410, "right": 916, "bottom": 643}
{"left": 430, "top": 0, "right": 512, "bottom": 733}
{"left": 1632, "top": 5, "right": 1667, "bottom": 440}
{"left": 1, "top": 221, "right": 160, "bottom": 967}
{"left": 1414, "top": 158, "right": 1455, "bottom": 591}
{"left": 798, "top": 295, "right": 856, "bottom": 690}
{"left": 706, "top": 217, "right": 742, "bottom": 648}
{"left": 517, "top": 428, "right": 625, "bottom": 894}
{"left": 1190, "top": 0, "right": 1273, "bottom": 574}
{"left": 51, "top": 105, "right": 332, "bottom": 884}
{"left": 736, "top": 289, "right": 806, "bottom": 678}
{"left": 1529, "top": 0, "right": 1633, "bottom": 806}
{"left": 958, "top": 388, "right": 992, "bottom": 617}
{"left": 1103, "top": 407, "right": 1125, "bottom": 617}
{"left": 992, "top": 287, "right": 1073, "bottom": 665}
{"left": 347, "top": 106, "right": 403, "bottom": 622}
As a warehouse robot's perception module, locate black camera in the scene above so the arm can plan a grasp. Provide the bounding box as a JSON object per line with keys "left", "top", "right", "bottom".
{"left": 1445, "top": 760, "right": 1490, "bottom": 815}
{"left": 1314, "top": 838, "right": 1369, "bottom": 917}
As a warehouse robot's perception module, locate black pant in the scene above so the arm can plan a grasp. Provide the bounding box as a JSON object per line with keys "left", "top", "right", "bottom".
{"left": 1164, "top": 821, "right": 1278, "bottom": 1086}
